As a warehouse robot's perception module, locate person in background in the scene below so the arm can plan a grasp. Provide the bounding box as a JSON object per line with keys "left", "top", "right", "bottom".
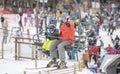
{"left": 108, "top": 18, "right": 113, "bottom": 35}
{"left": 92, "top": 46, "right": 99, "bottom": 64}
{"left": 113, "top": 35, "right": 120, "bottom": 50}
{"left": 16, "top": 28, "right": 23, "bottom": 41}
{"left": 83, "top": 51, "right": 89, "bottom": 68}
{"left": 107, "top": 44, "right": 113, "bottom": 51}
{"left": 3, "top": 18, "right": 8, "bottom": 28}
{"left": 27, "top": 28, "right": 30, "bottom": 41}
{"left": 17, "top": 14, "right": 24, "bottom": 31}
{"left": 114, "top": 35, "right": 120, "bottom": 42}
{"left": 1, "top": 14, "right": 5, "bottom": 28}
{"left": 88, "top": 46, "right": 93, "bottom": 63}
{"left": 56, "top": 9, "right": 61, "bottom": 22}
{"left": 106, "top": 44, "right": 117, "bottom": 54}
{"left": 96, "top": 37, "right": 104, "bottom": 55}
{"left": 2, "top": 18, "right": 8, "bottom": 44}
{"left": 2, "top": 27, "right": 8, "bottom": 44}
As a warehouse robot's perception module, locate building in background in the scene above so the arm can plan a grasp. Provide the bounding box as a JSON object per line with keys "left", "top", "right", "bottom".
{"left": 0, "top": 0, "right": 58, "bottom": 13}
{"left": 0, "top": 0, "right": 120, "bottom": 14}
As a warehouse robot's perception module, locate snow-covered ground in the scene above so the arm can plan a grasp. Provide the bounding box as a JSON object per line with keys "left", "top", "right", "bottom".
{"left": 0, "top": 14, "right": 120, "bottom": 74}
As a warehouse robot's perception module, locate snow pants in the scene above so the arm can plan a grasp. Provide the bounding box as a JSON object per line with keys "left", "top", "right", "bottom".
{"left": 50, "top": 40, "right": 70, "bottom": 61}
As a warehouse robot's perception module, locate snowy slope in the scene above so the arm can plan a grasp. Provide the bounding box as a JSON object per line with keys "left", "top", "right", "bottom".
{"left": 0, "top": 14, "right": 120, "bottom": 74}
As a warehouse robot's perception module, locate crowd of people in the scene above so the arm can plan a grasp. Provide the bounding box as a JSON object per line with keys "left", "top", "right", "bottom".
{"left": 34, "top": 7, "right": 120, "bottom": 72}
{"left": 38, "top": 8, "right": 120, "bottom": 73}
{"left": 0, "top": 5, "right": 120, "bottom": 73}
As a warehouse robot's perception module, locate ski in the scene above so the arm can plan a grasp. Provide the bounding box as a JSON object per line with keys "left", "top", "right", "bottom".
{"left": 42, "top": 65, "right": 74, "bottom": 72}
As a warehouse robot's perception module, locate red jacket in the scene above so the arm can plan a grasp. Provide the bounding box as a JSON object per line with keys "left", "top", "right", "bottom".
{"left": 92, "top": 47, "right": 99, "bottom": 56}
{"left": 60, "top": 20, "right": 75, "bottom": 44}
{"left": 107, "top": 46, "right": 113, "bottom": 51}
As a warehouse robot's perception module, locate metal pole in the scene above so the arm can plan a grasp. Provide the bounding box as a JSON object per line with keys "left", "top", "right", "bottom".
{"left": 74, "top": 63, "right": 76, "bottom": 74}
{"left": 73, "top": 0, "right": 81, "bottom": 20}
{"left": 36, "top": 0, "right": 39, "bottom": 34}
{"left": 24, "top": 71, "right": 26, "bottom": 74}
{"left": 2, "top": 43, "right": 4, "bottom": 59}
{"left": 73, "top": 0, "right": 82, "bottom": 61}
{"left": 35, "top": 49, "right": 38, "bottom": 69}
{"left": 34, "top": 0, "right": 39, "bottom": 69}
{"left": 36, "top": 0, "right": 39, "bottom": 7}
{"left": 42, "top": 0, "right": 45, "bottom": 11}
{"left": 15, "top": 37, "right": 17, "bottom": 60}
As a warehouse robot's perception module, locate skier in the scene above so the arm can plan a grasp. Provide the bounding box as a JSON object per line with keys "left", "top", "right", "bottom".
{"left": 2, "top": 27, "right": 8, "bottom": 44}
{"left": 88, "top": 46, "right": 99, "bottom": 64}
{"left": 42, "top": 24, "right": 59, "bottom": 56}
{"left": 17, "top": 14, "right": 24, "bottom": 31}
{"left": 83, "top": 51, "right": 89, "bottom": 68}
{"left": 106, "top": 44, "right": 117, "bottom": 54}
{"left": 0, "top": 14, "right": 4, "bottom": 28}
{"left": 108, "top": 18, "right": 113, "bottom": 35}
{"left": 2, "top": 17, "right": 8, "bottom": 44}
{"left": 114, "top": 35, "right": 120, "bottom": 50}
{"left": 92, "top": 46, "right": 99, "bottom": 64}
{"left": 47, "top": 15, "right": 75, "bottom": 69}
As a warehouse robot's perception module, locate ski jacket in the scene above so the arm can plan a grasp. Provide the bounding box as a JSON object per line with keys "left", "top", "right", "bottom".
{"left": 107, "top": 45, "right": 113, "bottom": 51}
{"left": 59, "top": 20, "right": 75, "bottom": 44}
{"left": 92, "top": 47, "right": 99, "bottom": 56}
{"left": 56, "top": 10, "right": 61, "bottom": 18}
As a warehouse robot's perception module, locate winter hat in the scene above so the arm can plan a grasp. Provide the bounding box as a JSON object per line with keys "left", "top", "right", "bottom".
{"left": 60, "top": 12, "right": 69, "bottom": 20}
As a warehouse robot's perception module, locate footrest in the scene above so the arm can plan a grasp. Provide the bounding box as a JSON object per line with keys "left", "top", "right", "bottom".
{"left": 33, "top": 42, "right": 43, "bottom": 46}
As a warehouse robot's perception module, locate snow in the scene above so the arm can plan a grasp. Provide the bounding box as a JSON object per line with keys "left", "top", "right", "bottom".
{"left": 0, "top": 14, "right": 120, "bottom": 74}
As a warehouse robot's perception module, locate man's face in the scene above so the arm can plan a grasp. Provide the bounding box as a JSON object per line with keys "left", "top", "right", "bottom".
{"left": 63, "top": 19, "right": 67, "bottom": 22}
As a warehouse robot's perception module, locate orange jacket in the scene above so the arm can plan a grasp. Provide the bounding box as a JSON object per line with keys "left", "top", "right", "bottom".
{"left": 56, "top": 11, "right": 61, "bottom": 18}
{"left": 60, "top": 20, "right": 75, "bottom": 44}
{"left": 83, "top": 52, "right": 89, "bottom": 61}
{"left": 88, "top": 47, "right": 92, "bottom": 55}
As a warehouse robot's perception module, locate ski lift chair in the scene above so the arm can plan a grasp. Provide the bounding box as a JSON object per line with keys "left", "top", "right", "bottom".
{"left": 64, "top": 36, "right": 86, "bottom": 60}
{"left": 64, "top": 43, "right": 74, "bottom": 60}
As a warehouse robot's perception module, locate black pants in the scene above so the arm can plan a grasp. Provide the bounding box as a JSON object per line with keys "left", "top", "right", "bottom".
{"left": 84, "top": 60, "right": 88, "bottom": 68}
{"left": 93, "top": 55, "right": 97, "bottom": 64}
{"left": 89, "top": 55, "right": 97, "bottom": 64}
{"left": 110, "top": 27, "right": 115, "bottom": 35}
{"left": 98, "top": 47, "right": 101, "bottom": 55}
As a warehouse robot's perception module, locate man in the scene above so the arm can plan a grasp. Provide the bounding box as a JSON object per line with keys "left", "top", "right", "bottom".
{"left": 114, "top": 35, "right": 120, "bottom": 50}
{"left": 1, "top": 14, "right": 4, "bottom": 28}
{"left": 92, "top": 46, "right": 99, "bottom": 64}
{"left": 47, "top": 15, "right": 75, "bottom": 68}
{"left": 2, "top": 27, "right": 8, "bottom": 44}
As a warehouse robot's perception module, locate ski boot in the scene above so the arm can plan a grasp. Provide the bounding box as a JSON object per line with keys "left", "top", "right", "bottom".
{"left": 57, "top": 61, "right": 67, "bottom": 69}
{"left": 47, "top": 60, "right": 58, "bottom": 67}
